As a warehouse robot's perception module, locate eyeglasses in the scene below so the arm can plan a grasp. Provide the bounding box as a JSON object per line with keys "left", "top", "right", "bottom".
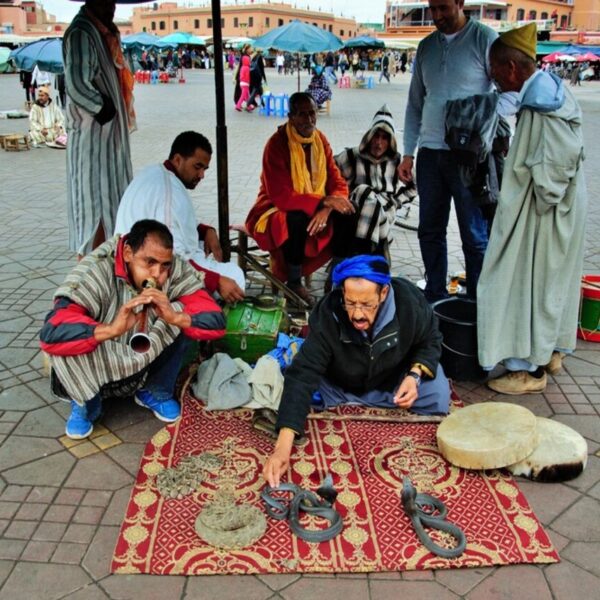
{"left": 342, "top": 301, "right": 380, "bottom": 313}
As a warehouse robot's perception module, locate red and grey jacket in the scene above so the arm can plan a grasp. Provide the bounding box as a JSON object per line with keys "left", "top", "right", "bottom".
{"left": 40, "top": 236, "right": 226, "bottom": 357}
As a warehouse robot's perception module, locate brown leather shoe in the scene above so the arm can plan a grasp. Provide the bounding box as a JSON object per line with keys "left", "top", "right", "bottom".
{"left": 487, "top": 370, "right": 547, "bottom": 395}
{"left": 544, "top": 351, "right": 565, "bottom": 376}
{"left": 288, "top": 283, "right": 315, "bottom": 308}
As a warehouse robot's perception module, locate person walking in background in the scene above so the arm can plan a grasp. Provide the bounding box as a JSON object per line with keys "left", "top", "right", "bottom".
{"left": 398, "top": 0, "right": 497, "bottom": 303}
{"left": 19, "top": 70, "right": 35, "bottom": 104}
{"left": 235, "top": 53, "right": 252, "bottom": 112}
{"left": 63, "top": 0, "right": 135, "bottom": 258}
{"left": 379, "top": 52, "right": 391, "bottom": 83}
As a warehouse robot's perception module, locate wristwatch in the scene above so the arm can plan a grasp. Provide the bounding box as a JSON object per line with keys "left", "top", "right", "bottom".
{"left": 406, "top": 370, "right": 422, "bottom": 387}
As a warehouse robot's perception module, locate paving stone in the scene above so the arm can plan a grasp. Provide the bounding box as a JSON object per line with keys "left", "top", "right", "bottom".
{"left": 105, "top": 442, "right": 145, "bottom": 476}
{"left": 0, "top": 435, "right": 62, "bottom": 471}
{"left": 14, "top": 502, "right": 47, "bottom": 521}
{"left": 516, "top": 481, "right": 581, "bottom": 525}
{"left": 115, "top": 417, "right": 165, "bottom": 443}
{"left": 0, "top": 563, "right": 91, "bottom": 600}
{"left": 0, "top": 520, "right": 8, "bottom": 537}
{"left": 43, "top": 504, "right": 77, "bottom": 523}
{"left": 26, "top": 486, "right": 58, "bottom": 504}
{"left": 72, "top": 505, "right": 104, "bottom": 525}
{"left": 51, "top": 542, "right": 87, "bottom": 565}
{"left": 0, "top": 540, "right": 25, "bottom": 561}
{"left": 370, "top": 580, "right": 459, "bottom": 599}
{"left": 562, "top": 541, "right": 600, "bottom": 577}
{"left": 0, "top": 485, "right": 30, "bottom": 501}
{"left": 64, "top": 453, "right": 133, "bottom": 491}
{"left": 3, "top": 451, "right": 75, "bottom": 487}
{"left": 33, "top": 521, "right": 68, "bottom": 542}
{"left": 54, "top": 488, "right": 86, "bottom": 505}
{"left": 552, "top": 415, "right": 600, "bottom": 443}
{"left": 0, "top": 411, "right": 23, "bottom": 423}
{"left": 100, "top": 574, "right": 186, "bottom": 600}
{"left": 182, "top": 575, "right": 278, "bottom": 599}
{"left": 82, "top": 490, "right": 112, "bottom": 507}
{"left": 100, "top": 487, "right": 131, "bottom": 526}
{"left": 256, "top": 574, "right": 302, "bottom": 591}
{"left": 60, "top": 583, "right": 110, "bottom": 599}
{"left": 63, "top": 524, "right": 96, "bottom": 544}
{"left": 368, "top": 572, "right": 402, "bottom": 580}
{"left": 81, "top": 525, "right": 120, "bottom": 580}
{"left": 0, "top": 348, "right": 38, "bottom": 369}
{"left": 4, "top": 520, "right": 38, "bottom": 540}
{"left": 552, "top": 496, "right": 600, "bottom": 541}
{"left": 13, "top": 406, "right": 66, "bottom": 438}
{"left": 0, "top": 501, "right": 19, "bottom": 519}
{"left": 280, "top": 577, "right": 369, "bottom": 600}
{"left": 562, "top": 454, "right": 600, "bottom": 493}
{"left": 589, "top": 481, "right": 600, "bottom": 500}
{"left": 21, "top": 540, "right": 57, "bottom": 562}
{"left": 545, "top": 558, "right": 600, "bottom": 600}
{"left": 546, "top": 528, "right": 571, "bottom": 553}
{"left": 0, "top": 560, "right": 14, "bottom": 588}
{"left": 465, "top": 565, "right": 552, "bottom": 600}
{"left": 434, "top": 567, "right": 494, "bottom": 596}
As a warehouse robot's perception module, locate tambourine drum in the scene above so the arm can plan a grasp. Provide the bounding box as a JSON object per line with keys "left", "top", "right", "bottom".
{"left": 507, "top": 417, "right": 588, "bottom": 483}
{"left": 436, "top": 402, "right": 539, "bottom": 470}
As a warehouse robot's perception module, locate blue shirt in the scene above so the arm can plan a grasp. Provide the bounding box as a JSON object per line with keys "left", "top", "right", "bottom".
{"left": 403, "top": 19, "right": 498, "bottom": 156}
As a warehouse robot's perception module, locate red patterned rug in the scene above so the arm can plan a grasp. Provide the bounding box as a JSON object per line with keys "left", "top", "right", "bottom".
{"left": 111, "top": 387, "right": 559, "bottom": 575}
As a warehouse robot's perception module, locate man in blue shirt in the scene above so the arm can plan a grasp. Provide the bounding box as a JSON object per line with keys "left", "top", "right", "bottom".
{"left": 398, "top": 0, "right": 497, "bottom": 302}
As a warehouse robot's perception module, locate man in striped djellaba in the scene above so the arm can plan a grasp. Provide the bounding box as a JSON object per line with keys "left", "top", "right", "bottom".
{"left": 63, "top": 0, "right": 135, "bottom": 258}
{"left": 40, "top": 220, "right": 226, "bottom": 439}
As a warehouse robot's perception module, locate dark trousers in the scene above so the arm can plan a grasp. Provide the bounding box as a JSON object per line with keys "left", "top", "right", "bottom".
{"left": 282, "top": 210, "right": 357, "bottom": 273}
{"left": 416, "top": 148, "right": 488, "bottom": 302}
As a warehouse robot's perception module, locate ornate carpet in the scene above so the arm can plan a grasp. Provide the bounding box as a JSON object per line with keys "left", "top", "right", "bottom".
{"left": 111, "top": 388, "right": 559, "bottom": 575}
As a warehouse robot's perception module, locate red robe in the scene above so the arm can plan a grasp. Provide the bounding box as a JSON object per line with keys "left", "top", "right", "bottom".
{"left": 245, "top": 125, "right": 349, "bottom": 281}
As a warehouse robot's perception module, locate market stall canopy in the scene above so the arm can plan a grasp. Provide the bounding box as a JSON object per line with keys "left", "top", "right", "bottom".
{"left": 344, "top": 35, "right": 385, "bottom": 49}
{"left": 9, "top": 37, "right": 63, "bottom": 73}
{"left": 381, "top": 38, "right": 419, "bottom": 50}
{"left": 557, "top": 54, "right": 576, "bottom": 62}
{"left": 225, "top": 36, "right": 254, "bottom": 50}
{"left": 252, "top": 19, "right": 343, "bottom": 54}
{"left": 0, "top": 47, "right": 13, "bottom": 73}
{"left": 576, "top": 52, "right": 600, "bottom": 62}
{"left": 158, "top": 32, "right": 206, "bottom": 47}
{"left": 122, "top": 32, "right": 162, "bottom": 50}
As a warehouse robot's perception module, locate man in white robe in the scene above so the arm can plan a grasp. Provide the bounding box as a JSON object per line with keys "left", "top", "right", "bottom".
{"left": 115, "top": 131, "right": 245, "bottom": 304}
{"left": 477, "top": 24, "right": 587, "bottom": 395}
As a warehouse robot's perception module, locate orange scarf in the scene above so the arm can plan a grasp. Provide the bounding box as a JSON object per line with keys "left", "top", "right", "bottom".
{"left": 86, "top": 8, "right": 136, "bottom": 131}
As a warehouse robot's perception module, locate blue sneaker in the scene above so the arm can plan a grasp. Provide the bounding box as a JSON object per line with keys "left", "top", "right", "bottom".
{"left": 134, "top": 389, "right": 181, "bottom": 423}
{"left": 87, "top": 395, "right": 103, "bottom": 422}
{"left": 66, "top": 400, "right": 93, "bottom": 439}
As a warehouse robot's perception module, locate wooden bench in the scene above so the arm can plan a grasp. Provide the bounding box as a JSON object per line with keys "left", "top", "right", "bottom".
{"left": 3, "top": 134, "right": 30, "bottom": 152}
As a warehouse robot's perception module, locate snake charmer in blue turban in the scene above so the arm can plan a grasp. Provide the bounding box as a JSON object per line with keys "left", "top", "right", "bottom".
{"left": 332, "top": 255, "right": 392, "bottom": 288}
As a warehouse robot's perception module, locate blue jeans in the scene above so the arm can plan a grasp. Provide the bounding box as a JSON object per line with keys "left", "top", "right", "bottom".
{"left": 416, "top": 148, "right": 488, "bottom": 302}
{"left": 324, "top": 65, "right": 337, "bottom": 84}
{"left": 84, "top": 334, "right": 189, "bottom": 407}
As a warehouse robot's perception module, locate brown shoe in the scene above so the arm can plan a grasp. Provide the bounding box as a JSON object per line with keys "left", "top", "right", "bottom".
{"left": 288, "top": 283, "right": 315, "bottom": 308}
{"left": 487, "top": 370, "right": 547, "bottom": 395}
{"left": 545, "top": 351, "right": 565, "bottom": 376}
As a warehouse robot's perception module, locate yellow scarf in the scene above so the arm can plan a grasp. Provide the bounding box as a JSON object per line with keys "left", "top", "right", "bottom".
{"left": 286, "top": 122, "right": 327, "bottom": 196}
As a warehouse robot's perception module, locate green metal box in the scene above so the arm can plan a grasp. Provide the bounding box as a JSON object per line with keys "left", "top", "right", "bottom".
{"left": 220, "top": 296, "right": 288, "bottom": 364}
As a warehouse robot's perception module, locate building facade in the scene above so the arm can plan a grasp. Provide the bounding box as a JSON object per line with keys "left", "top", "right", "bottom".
{"left": 131, "top": 2, "right": 359, "bottom": 40}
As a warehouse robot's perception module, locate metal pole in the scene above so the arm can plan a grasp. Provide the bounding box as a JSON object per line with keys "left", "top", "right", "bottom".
{"left": 211, "top": 0, "right": 231, "bottom": 262}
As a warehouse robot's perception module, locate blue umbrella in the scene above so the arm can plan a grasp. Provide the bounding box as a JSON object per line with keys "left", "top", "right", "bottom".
{"left": 252, "top": 19, "right": 343, "bottom": 54}
{"left": 344, "top": 36, "right": 385, "bottom": 49}
{"left": 9, "top": 37, "right": 63, "bottom": 73}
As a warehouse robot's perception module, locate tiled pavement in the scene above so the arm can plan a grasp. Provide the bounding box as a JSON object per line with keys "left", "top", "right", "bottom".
{"left": 0, "top": 69, "right": 599, "bottom": 599}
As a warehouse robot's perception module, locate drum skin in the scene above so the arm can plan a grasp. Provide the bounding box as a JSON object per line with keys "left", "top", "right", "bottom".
{"left": 436, "top": 403, "right": 539, "bottom": 470}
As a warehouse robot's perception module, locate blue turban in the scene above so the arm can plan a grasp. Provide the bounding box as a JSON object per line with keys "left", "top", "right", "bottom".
{"left": 332, "top": 255, "right": 391, "bottom": 288}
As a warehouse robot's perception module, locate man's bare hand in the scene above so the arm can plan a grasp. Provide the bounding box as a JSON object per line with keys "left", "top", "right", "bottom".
{"left": 203, "top": 228, "right": 223, "bottom": 262}
{"left": 263, "top": 447, "right": 291, "bottom": 488}
{"left": 323, "top": 196, "right": 355, "bottom": 215}
{"left": 307, "top": 207, "right": 331, "bottom": 237}
{"left": 138, "top": 288, "right": 190, "bottom": 329}
{"left": 218, "top": 276, "right": 245, "bottom": 304}
{"left": 393, "top": 376, "right": 419, "bottom": 409}
{"left": 398, "top": 156, "right": 414, "bottom": 184}
{"left": 94, "top": 295, "right": 150, "bottom": 342}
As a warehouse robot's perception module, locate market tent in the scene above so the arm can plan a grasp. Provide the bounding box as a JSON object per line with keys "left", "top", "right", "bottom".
{"left": 121, "top": 32, "right": 162, "bottom": 50}
{"left": 558, "top": 54, "right": 576, "bottom": 62}
{"left": 225, "top": 36, "right": 254, "bottom": 50}
{"left": 542, "top": 51, "right": 566, "bottom": 63}
{"left": 0, "top": 46, "right": 13, "bottom": 73}
{"left": 536, "top": 41, "right": 570, "bottom": 55}
{"left": 9, "top": 37, "right": 63, "bottom": 73}
{"left": 158, "top": 32, "right": 206, "bottom": 47}
{"left": 344, "top": 35, "right": 385, "bottom": 49}
{"left": 576, "top": 52, "right": 600, "bottom": 62}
